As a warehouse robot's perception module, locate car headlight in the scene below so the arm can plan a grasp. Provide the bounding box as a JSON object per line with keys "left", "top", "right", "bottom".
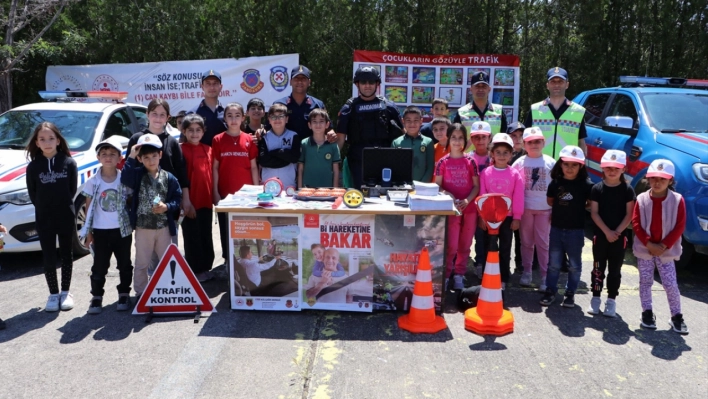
{"left": 693, "top": 163, "right": 708, "bottom": 184}
{"left": 0, "top": 189, "right": 32, "bottom": 205}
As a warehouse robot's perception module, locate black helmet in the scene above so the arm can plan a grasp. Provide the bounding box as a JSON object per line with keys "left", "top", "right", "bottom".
{"left": 353, "top": 66, "right": 381, "bottom": 84}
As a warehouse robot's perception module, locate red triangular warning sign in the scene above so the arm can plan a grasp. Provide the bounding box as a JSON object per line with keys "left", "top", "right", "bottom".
{"left": 133, "top": 244, "right": 215, "bottom": 314}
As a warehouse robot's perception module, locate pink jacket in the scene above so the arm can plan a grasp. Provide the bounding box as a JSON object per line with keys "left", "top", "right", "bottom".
{"left": 479, "top": 166, "right": 525, "bottom": 219}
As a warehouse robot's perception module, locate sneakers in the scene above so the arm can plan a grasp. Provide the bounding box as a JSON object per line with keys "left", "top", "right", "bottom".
{"left": 670, "top": 313, "right": 689, "bottom": 335}
{"left": 519, "top": 272, "right": 532, "bottom": 287}
{"left": 587, "top": 296, "right": 601, "bottom": 315}
{"left": 60, "top": 292, "right": 74, "bottom": 311}
{"left": 539, "top": 284, "right": 547, "bottom": 292}
{"left": 453, "top": 275, "right": 464, "bottom": 290}
{"left": 116, "top": 295, "right": 131, "bottom": 311}
{"left": 87, "top": 297, "right": 103, "bottom": 315}
{"left": 476, "top": 265, "right": 483, "bottom": 279}
{"left": 640, "top": 310, "right": 657, "bottom": 330}
{"left": 45, "top": 294, "right": 60, "bottom": 312}
{"left": 0, "top": 317, "right": 6, "bottom": 330}
{"left": 562, "top": 294, "right": 575, "bottom": 308}
{"left": 603, "top": 299, "right": 617, "bottom": 318}
{"left": 540, "top": 291, "right": 555, "bottom": 306}
{"left": 196, "top": 271, "right": 213, "bottom": 283}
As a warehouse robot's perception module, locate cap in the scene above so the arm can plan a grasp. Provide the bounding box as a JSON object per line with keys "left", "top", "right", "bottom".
{"left": 175, "top": 110, "right": 187, "bottom": 118}
{"left": 547, "top": 66, "right": 568, "bottom": 81}
{"left": 491, "top": 133, "right": 514, "bottom": 148}
{"left": 291, "top": 65, "right": 311, "bottom": 79}
{"left": 136, "top": 133, "right": 162, "bottom": 149}
{"left": 470, "top": 71, "right": 490, "bottom": 86}
{"left": 559, "top": 145, "right": 585, "bottom": 163}
{"left": 506, "top": 121, "right": 526, "bottom": 134}
{"left": 95, "top": 135, "right": 123, "bottom": 154}
{"left": 469, "top": 121, "right": 492, "bottom": 137}
{"left": 522, "top": 126, "right": 545, "bottom": 142}
{"left": 600, "top": 150, "right": 627, "bottom": 168}
{"left": 646, "top": 159, "right": 675, "bottom": 179}
{"left": 201, "top": 70, "right": 222, "bottom": 83}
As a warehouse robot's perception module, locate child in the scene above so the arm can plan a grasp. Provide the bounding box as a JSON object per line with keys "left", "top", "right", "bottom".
{"left": 430, "top": 117, "right": 451, "bottom": 182}
{"left": 588, "top": 150, "right": 635, "bottom": 317}
{"left": 298, "top": 109, "right": 341, "bottom": 188}
{"left": 507, "top": 121, "right": 526, "bottom": 274}
{"left": 467, "top": 122, "right": 492, "bottom": 278}
{"left": 420, "top": 98, "right": 449, "bottom": 143}
{"left": 26, "top": 122, "right": 78, "bottom": 312}
{"left": 540, "top": 146, "right": 593, "bottom": 307}
{"left": 258, "top": 103, "right": 300, "bottom": 188}
{"left": 238, "top": 246, "right": 280, "bottom": 288}
{"left": 435, "top": 123, "right": 480, "bottom": 290}
{"left": 121, "top": 134, "right": 182, "bottom": 297}
{"left": 632, "top": 160, "right": 688, "bottom": 334}
{"left": 180, "top": 114, "right": 215, "bottom": 282}
{"left": 478, "top": 133, "right": 524, "bottom": 290}
{"left": 175, "top": 110, "right": 187, "bottom": 143}
{"left": 511, "top": 127, "right": 555, "bottom": 289}
{"left": 0, "top": 224, "right": 5, "bottom": 328}
{"left": 244, "top": 98, "right": 266, "bottom": 138}
{"left": 82, "top": 136, "right": 133, "bottom": 314}
{"left": 212, "top": 103, "right": 258, "bottom": 264}
{"left": 310, "top": 244, "right": 345, "bottom": 277}
{"left": 391, "top": 106, "right": 435, "bottom": 182}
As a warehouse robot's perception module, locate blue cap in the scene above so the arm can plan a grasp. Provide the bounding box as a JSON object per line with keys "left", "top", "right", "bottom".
{"left": 201, "top": 70, "right": 222, "bottom": 83}
{"left": 470, "top": 71, "right": 490, "bottom": 86}
{"left": 506, "top": 121, "right": 525, "bottom": 134}
{"left": 547, "top": 67, "right": 568, "bottom": 81}
{"left": 291, "top": 65, "right": 311, "bottom": 79}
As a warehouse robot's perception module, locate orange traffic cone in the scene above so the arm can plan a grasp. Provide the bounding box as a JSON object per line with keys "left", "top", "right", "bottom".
{"left": 398, "top": 247, "right": 447, "bottom": 334}
{"left": 464, "top": 250, "right": 514, "bottom": 335}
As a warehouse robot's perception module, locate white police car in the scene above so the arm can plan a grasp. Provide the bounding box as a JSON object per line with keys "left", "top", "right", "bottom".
{"left": 0, "top": 91, "right": 150, "bottom": 254}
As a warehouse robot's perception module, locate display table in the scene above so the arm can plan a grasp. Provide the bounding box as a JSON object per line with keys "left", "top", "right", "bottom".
{"left": 216, "top": 196, "right": 454, "bottom": 313}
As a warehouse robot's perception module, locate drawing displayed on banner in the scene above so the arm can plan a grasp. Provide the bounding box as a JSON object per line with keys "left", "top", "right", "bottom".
{"left": 492, "top": 88, "right": 515, "bottom": 106}
{"left": 372, "top": 215, "right": 446, "bottom": 312}
{"left": 229, "top": 214, "right": 302, "bottom": 311}
{"left": 385, "top": 86, "right": 408, "bottom": 103}
{"left": 300, "top": 214, "right": 375, "bottom": 312}
{"left": 412, "top": 86, "right": 434, "bottom": 103}
{"left": 494, "top": 69, "right": 516, "bottom": 86}
{"left": 412, "top": 67, "right": 436, "bottom": 84}
{"left": 440, "top": 68, "right": 463, "bottom": 85}
{"left": 385, "top": 66, "right": 408, "bottom": 83}
{"left": 438, "top": 87, "right": 463, "bottom": 106}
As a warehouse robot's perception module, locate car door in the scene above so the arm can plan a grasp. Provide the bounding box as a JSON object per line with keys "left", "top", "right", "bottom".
{"left": 579, "top": 92, "right": 612, "bottom": 182}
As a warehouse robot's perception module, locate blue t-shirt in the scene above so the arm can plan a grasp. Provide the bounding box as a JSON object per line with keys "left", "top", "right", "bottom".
{"left": 312, "top": 261, "right": 345, "bottom": 277}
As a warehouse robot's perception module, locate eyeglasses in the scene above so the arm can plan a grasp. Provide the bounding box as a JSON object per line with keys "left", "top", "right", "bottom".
{"left": 269, "top": 115, "right": 287, "bottom": 120}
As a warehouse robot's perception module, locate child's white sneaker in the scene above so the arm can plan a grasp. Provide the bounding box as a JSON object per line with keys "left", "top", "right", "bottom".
{"left": 587, "top": 296, "right": 601, "bottom": 315}
{"left": 602, "top": 298, "right": 617, "bottom": 317}
{"left": 45, "top": 294, "right": 60, "bottom": 312}
{"left": 519, "top": 272, "right": 532, "bottom": 287}
{"left": 60, "top": 292, "right": 74, "bottom": 311}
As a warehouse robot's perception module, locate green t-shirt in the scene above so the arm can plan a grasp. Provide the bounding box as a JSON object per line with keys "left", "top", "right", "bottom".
{"left": 298, "top": 137, "right": 341, "bottom": 188}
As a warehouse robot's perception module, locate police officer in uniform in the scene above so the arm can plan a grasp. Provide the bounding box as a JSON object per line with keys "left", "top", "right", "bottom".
{"left": 273, "top": 65, "right": 329, "bottom": 141}
{"left": 189, "top": 69, "right": 227, "bottom": 146}
{"left": 336, "top": 66, "right": 403, "bottom": 189}
{"left": 454, "top": 71, "right": 507, "bottom": 148}
{"left": 524, "top": 67, "right": 588, "bottom": 159}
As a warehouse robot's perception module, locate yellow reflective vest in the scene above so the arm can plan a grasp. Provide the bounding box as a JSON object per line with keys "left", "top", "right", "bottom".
{"left": 531, "top": 99, "right": 585, "bottom": 159}
{"left": 457, "top": 102, "right": 504, "bottom": 152}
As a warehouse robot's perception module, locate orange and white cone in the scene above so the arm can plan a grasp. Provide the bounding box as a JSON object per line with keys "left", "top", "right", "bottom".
{"left": 398, "top": 247, "right": 447, "bottom": 334}
{"left": 464, "top": 250, "right": 514, "bottom": 335}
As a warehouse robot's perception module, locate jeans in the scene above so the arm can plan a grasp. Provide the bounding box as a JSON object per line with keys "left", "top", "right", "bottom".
{"left": 546, "top": 227, "right": 584, "bottom": 295}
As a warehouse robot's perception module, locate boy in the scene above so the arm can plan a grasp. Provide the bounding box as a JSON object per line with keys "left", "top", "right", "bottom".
{"left": 82, "top": 136, "right": 134, "bottom": 314}
{"left": 244, "top": 98, "right": 266, "bottom": 138}
{"left": 391, "top": 106, "right": 435, "bottom": 182}
{"left": 180, "top": 114, "right": 215, "bottom": 282}
{"left": 298, "top": 109, "right": 341, "bottom": 188}
{"left": 507, "top": 121, "right": 526, "bottom": 274}
{"left": 121, "top": 134, "right": 182, "bottom": 297}
{"left": 430, "top": 117, "right": 451, "bottom": 182}
{"left": 258, "top": 103, "right": 300, "bottom": 188}
{"left": 304, "top": 248, "right": 353, "bottom": 304}
{"left": 421, "top": 98, "right": 449, "bottom": 143}
{"left": 238, "top": 245, "right": 280, "bottom": 288}
{"left": 175, "top": 110, "right": 187, "bottom": 143}
{"left": 310, "top": 244, "right": 345, "bottom": 277}
{"left": 468, "top": 122, "right": 493, "bottom": 278}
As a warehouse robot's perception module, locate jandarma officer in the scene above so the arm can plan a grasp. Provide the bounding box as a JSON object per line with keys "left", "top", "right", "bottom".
{"left": 454, "top": 71, "right": 508, "bottom": 149}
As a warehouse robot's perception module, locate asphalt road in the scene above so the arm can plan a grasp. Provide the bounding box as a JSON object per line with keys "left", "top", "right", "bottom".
{"left": 1, "top": 220, "right": 706, "bottom": 399}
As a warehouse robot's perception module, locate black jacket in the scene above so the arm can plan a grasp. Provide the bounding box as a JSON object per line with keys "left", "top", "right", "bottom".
{"left": 26, "top": 152, "right": 78, "bottom": 230}
{"left": 126, "top": 128, "right": 190, "bottom": 190}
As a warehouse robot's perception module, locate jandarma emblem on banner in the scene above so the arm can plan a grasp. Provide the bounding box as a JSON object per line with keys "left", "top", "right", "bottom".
{"left": 270, "top": 66, "right": 289, "bottom": 92}
{"left": 241, "top": 69, "right": 264, "bottom": 94}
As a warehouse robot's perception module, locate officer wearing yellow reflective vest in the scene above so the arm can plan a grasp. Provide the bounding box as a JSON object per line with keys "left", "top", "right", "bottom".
{"left": 524, "top": 67, "right": 587, "bottom": 159}
{"left": 454, "top": 71, "right": 507, "bottom": 152}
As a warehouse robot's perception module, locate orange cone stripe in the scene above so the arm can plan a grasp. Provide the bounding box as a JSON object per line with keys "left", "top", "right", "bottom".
{"left": 411, "top": 295, "right": 434, "bottom": 310}
{"left": 487, "top": 251, "right": 500, "bottom": 263}
{"left": 413, "top": 283, "right": 433, "bottom": 296}
{"left": 415, "top": 269, "right": 432, "bottom": 283}
{"left": 479, "top": 288, "right": 502, "bottom": 302}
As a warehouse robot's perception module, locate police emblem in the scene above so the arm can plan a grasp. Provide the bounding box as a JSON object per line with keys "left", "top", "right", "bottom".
{"left": 270, "top": 66, "right": 289, "bottom": 92}
{"left": 571, "top": 149, "right": 577, "bottom": 156}
{"left": 478, "top": 74, "right": 485, "bottom": 81}
{"left": 611, "top": 154, "right": 617, "bottom": 160}
{"left": 555, "top": 67, "right": 560, "bottom": 73}
{"left": 420, "top": 145, "right": 426, "bottom": 152}
{"left": 145, "top": 136, "right": 151, "bottom": 142}
{"left": 246, "top": 298, "right": 254, "bottom": 307}
{"left": 325, "top": 153, "right": 332, "bottom": 160}
{"left": 236, "top": 298, "right": 244, "bottom": 306}
{"left": 286, "top": 300, "right": 293, "bottom": 308}
{"left": 240, "top": 69, "right": 264, "bottom": 94}
{"left": 658, "top": 163, "right": 664, "bottom": 170}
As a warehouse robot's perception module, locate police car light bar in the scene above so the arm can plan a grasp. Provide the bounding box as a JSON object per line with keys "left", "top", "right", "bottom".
{"left": 39, "top": 91, "right": 128, "bottom": 102}
{"left": 619, "top": 76, "right": 687, "bottom": 86}
{"left": 39, "top": 91, "right": 88, "bottom": 100}
{"left": 86, "top": 91, "right": 129, "bottom": 100}
{"left": 686, "top": 79, "right": 708, "bottom": 88}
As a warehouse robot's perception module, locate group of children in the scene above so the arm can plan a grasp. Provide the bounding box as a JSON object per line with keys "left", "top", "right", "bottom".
{"left": 21, "top": 96, "right": 689, "bottom": 334}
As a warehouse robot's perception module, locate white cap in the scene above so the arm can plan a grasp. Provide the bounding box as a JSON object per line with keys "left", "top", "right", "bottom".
{"left": 491, "top": 133, "right": 514, "bottom": 148}
{"left": 136, "top": 133, "right": 162, "bottom": 149}
{"left": 600, "top": 150, "right": 627, "bottom": 168}
{"left": 522, "top": 127, "right": 545, "bottom": 142}
{"left": 469, "top": 121, "right": 492, "bottom": 137}
{"left": 646, "top": 159, "right": 675, "bottom": 179}
{"left": 95, "top": 135, "right": 123, "bottom": 154}
{"left": 559, "top": 145, "right": 585, "bottom": 163}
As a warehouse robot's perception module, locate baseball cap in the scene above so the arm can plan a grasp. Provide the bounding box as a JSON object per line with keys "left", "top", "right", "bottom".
{"left": 95, "top": 135, "right": 123, "bottom": 154}
{"left": 291, "top": 65, "right": 311, "bottom": 79}
{"left": 469, "top": 121, "right": 492, "bottom": 137}
{"left": 646, "top": 159, "right": 675, "bottom": 179}
{"left": 559, "top": 145, "right": 585, "bottom": 163}
{"left": 201, "top": 69, "right": 222, "bottom": 83}
{"left": 522, "top": 127, "right": 545, "bottom": 142}
{"left": 136, "top": 133, "right": 162, "bottom": 149}
{"left": 506, "top": 121, "right": 525, "bottom": 134}
{"left": 547, "top": 67, "right": 568, "bottom": 81}
{"left": 470, "top": 71, "right": 490, "bottom": 86}
{"left": 600, "top": 150, "right": 627, "bottom": 168}
{"left": 491, "top": 133, "right": 514, "bottom": 148}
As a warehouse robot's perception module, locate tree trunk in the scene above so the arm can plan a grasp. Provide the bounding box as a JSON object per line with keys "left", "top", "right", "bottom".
{"left": 0, "top": 72, "right": 12, "bottom": 112}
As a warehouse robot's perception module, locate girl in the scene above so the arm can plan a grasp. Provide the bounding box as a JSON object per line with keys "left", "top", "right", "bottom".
{"left": 435, "top": 123, "right": 480, "bottom": 291}
{"left": 478, "top": 133, "right": 524, "bottom": 291}
{"left": 632, "top": 160, "right": 688, "bottom": 334}
{"left": 26, "top": 122, "right": 78, "bottom": 312}
{"left": 511, "top": 127, "right": 555, "bottom": 290}
{"left": 540, "top": 145, "right": 593, "bottom": 308}
{"left": 588, "top": 150, "right": 635, "bottom": 317}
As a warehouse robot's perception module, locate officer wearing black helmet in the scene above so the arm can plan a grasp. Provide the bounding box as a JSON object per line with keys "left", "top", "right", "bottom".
{"left": 336, "top": 66, "right": 403, "bottom": 189}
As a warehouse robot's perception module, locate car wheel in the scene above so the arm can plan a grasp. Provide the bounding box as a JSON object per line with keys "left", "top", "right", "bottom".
{"left": 675, "top": 237, "right": 695, "bottom": 270}
{"left": 72, "top": 195, "right": 90, "bottom": 256}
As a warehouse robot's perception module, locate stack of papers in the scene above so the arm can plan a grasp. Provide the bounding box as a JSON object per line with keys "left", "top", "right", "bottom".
{"left": 408, "top": 193, "right": 455, "bottom": 211}
{"left": 413, "top": 181, "right": 440, "bottom": 196}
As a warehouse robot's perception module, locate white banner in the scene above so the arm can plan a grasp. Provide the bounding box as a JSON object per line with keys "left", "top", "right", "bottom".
{"left": 46, "top": 54, "right": 299, "bottom": 113}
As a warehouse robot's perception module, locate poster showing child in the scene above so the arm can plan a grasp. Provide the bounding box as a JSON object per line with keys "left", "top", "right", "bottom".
{"left": 301, "top": 214, "right": 375, "bottom": 312}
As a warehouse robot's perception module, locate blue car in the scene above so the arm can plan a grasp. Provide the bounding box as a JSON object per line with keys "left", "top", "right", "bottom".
{"left": 573, "top": 76, "right": 708, "bottom": 266}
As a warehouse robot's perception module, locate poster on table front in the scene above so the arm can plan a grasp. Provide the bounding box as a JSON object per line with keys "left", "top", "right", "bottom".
{"left": 300, "top": 214, "right": 375, "bottom": 312}
{"left": 353, "top": 50, "right": 520, "bottom": 123}
{"left": 372, "top": 214, "right": 446, "bottom": 313}
{"left": 228, "top": 213, "right": 302, "bottom": 311}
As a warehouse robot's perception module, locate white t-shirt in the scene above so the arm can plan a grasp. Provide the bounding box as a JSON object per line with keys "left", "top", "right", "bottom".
{"left": 304, "top": 274, "right": 352, "bottom": 303}
{"left": 84, "top": 172, "right": 123, "bottom": 229}
{"left": 511, "top": 154, "right": 556, "bottom": 210}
